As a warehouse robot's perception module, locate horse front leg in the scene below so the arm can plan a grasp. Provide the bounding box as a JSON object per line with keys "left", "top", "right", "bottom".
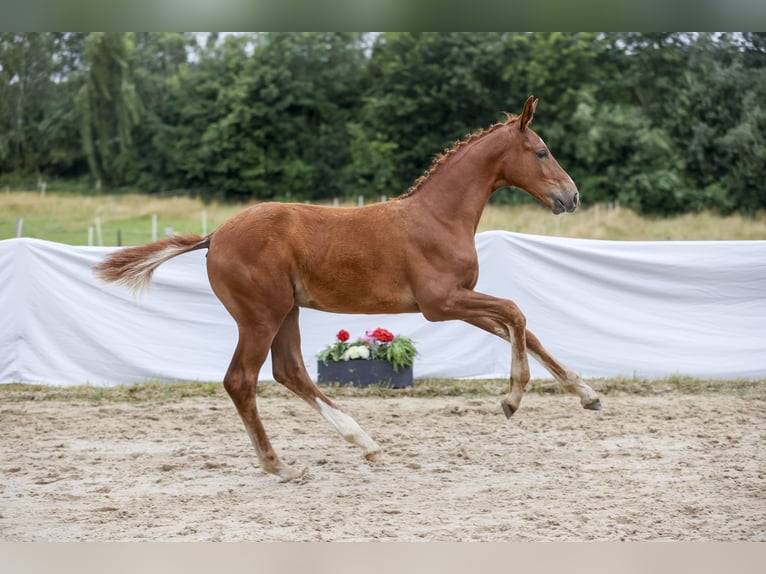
{"left": 466, "top": 318, "right": 602, "bottom": 414}
{"left": 499, "top": 310, "right": 530, "bottom": 418}
{"left": 525, "top": 329, "right": 601, "bottom": 411}
{"left": 421, "top": 290, "right": 532, "bottom": 417}
{"left": 461, "top": 314, "right": 529, "bottom": 418}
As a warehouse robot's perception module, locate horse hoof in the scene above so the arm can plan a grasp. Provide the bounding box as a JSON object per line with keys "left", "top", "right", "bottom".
{"left": 501, "top": 401, "right": 517, "bottom": 419}
{"left": 584, "top": 398, "right": 602, "bottom": 411}
{"left": 365, "top": 449, "right": 383, "bottom": 463}
{"left": 277, "top": 466, "right": 307, "bottom": 483}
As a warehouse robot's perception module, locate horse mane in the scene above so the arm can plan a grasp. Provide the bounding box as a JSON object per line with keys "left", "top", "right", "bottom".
{"left": 397, "top": 112, "right": 520, "bottom": 199}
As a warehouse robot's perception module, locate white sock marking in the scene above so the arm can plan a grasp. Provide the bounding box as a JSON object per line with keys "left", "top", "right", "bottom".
{"left": 315, "top": 399, "right": 380, "bottom": 454}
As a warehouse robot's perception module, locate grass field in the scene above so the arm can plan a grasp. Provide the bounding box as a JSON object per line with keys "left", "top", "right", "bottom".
{"left": 3, "top": 190, "right": 766, "bottom": 245}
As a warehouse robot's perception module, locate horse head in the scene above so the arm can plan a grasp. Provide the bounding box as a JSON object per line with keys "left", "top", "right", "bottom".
{"left": 499, "top": 96, "right": 579, "bottom": 214}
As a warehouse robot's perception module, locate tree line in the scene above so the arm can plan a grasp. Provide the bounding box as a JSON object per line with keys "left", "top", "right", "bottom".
{"left": 1, "top": 32, "right": 765, "bottom": 214}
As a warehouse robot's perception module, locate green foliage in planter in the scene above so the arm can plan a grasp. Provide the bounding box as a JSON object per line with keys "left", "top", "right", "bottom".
{"left": 376, "top": 336, "right": 417, "bottom": 372}
{"left": 317, "top": 340, "right": 367, "bottom": 364}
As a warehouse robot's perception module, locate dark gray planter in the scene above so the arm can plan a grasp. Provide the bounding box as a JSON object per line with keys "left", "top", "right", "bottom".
{"left": 317, "top": 359, "right": 413, "bottom": 388}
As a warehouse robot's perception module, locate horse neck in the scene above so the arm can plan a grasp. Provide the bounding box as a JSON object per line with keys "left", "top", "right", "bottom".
{"left": 406, "top": 129, "right": 507, "bottom": 234}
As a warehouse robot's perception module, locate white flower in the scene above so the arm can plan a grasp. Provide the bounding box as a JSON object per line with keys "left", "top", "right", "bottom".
{"left": 346, "top": 345, "right": 370, "bottom": 360}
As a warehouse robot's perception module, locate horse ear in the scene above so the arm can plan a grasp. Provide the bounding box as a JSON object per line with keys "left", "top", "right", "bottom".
{"left": 519, "top": 96, "right": 539, "bottom": 131}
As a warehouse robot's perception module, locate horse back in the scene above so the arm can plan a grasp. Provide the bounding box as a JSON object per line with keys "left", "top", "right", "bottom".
{"left": 207, "top": 201, "right": 420, "bottom": 314}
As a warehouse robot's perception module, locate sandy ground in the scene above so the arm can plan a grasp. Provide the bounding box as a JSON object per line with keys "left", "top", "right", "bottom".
{"left": 1, "top": 391, "right": 764, "bottom": 541}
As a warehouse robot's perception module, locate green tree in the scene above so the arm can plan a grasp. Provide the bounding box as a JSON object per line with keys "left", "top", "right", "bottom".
{"left": 570, "top": 94, "right": 685, "bottom": 213}
{"left": 0, "top": 33, "right": 52, "bottom": 174}
{"left": 616, "top": 33, "right": 766, "bottom": 213}
{"left": 497, "top": 33, "right": 615, "bottom": 204}
{"left": 75, "top": 32, "right": 142, "bottom": 187}
{"left": 0, "top": 33, "right": 89, "bottom": 181}
{"left": 340, "top": 121, "right": 399, "bottom": 198}
{"left": 362, "top": 32, "right": 511, "bottom": 194}
{"left": 1, "top": 32, "right": 764, "bottom": 214}
{"left": 125, "top": 32, "right": 193, "bottom": 191}
{"left": 169, "top": 32, "right": 367, "bottom": 201}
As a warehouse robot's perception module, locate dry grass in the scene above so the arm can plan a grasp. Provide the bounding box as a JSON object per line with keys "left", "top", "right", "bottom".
{"left": 477, "top": 202, "right": 766, "bottom": 240}
{"left": 2, "top": 190, "right": 766, "bottom": 245}
{"left": 1, "top": 377, "right": 763, "bottom": 405}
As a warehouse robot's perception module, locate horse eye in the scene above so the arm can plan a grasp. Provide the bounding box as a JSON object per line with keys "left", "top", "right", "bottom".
{"left": 535, "top": 150, "right": 548, "bottom": 159}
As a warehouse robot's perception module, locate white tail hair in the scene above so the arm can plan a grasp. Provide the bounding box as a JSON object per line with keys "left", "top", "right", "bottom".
{"left": 93, "top": 234, "right": 210, "bottom": 294}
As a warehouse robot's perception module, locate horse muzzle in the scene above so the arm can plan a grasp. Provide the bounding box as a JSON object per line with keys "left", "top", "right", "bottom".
{"left": 552, "top": 190, "right": 579, "bottom": 214}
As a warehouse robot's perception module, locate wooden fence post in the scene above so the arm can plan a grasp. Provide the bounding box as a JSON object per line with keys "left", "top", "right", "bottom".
{"left": 95, "top": 217, "right": 103, "bottom": 246}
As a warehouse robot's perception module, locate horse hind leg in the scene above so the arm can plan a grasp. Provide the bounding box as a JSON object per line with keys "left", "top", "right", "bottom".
{"left": 223, "top": 336, "right": 305, "bottom": 482}
{"left": 525, "top": 329, "right": 602, "bottom": 411}
{"left": 271, "top": 307, "right": 382, "bottom": 462}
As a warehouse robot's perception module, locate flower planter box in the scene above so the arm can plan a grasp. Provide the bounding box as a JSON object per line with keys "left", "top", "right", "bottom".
{"left": 317, "top": 359, "right": 413, "bottom": 388}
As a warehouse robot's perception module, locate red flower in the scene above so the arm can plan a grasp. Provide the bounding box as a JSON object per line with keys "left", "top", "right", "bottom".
{"left": 336, "top": 329, "right": 350, "bottom": 342}
{"left": 371, "top": 328, "right": 394, "bottom": 343}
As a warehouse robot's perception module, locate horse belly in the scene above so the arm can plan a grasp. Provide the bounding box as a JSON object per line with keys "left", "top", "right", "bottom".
{"left": 293, "top": 268, "right": 418, "bottom": 315}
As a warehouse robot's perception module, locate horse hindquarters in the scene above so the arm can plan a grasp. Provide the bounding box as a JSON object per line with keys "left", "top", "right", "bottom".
{"left": 207, "top": 226, "right": 382, "bottom": 479}
{"left": 207, "top": 236, "right": 307, "bottom": 480}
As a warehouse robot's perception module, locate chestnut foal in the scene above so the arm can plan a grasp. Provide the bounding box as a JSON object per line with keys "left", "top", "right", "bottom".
{"left": 95, "top": 97, "right": 601, "bottom": 481}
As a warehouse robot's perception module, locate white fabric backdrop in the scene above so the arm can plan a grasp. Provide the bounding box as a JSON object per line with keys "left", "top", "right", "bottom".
{"left": 1, "top": 232, "right": 764, "bottom": 386}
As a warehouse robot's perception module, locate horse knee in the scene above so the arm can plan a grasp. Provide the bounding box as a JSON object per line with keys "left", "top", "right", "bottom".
{"left": 503, "top": 301, "right": 526, "bottom": 332}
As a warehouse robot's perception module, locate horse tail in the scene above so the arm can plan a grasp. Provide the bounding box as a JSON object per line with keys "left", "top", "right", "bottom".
{"left": 93, "top": 234, "right": 211, "bottom": 294}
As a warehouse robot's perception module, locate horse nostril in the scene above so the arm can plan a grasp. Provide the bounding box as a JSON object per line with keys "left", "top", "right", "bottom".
{"left": 573, "top": 191, "right": 580, "bottom": 207}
